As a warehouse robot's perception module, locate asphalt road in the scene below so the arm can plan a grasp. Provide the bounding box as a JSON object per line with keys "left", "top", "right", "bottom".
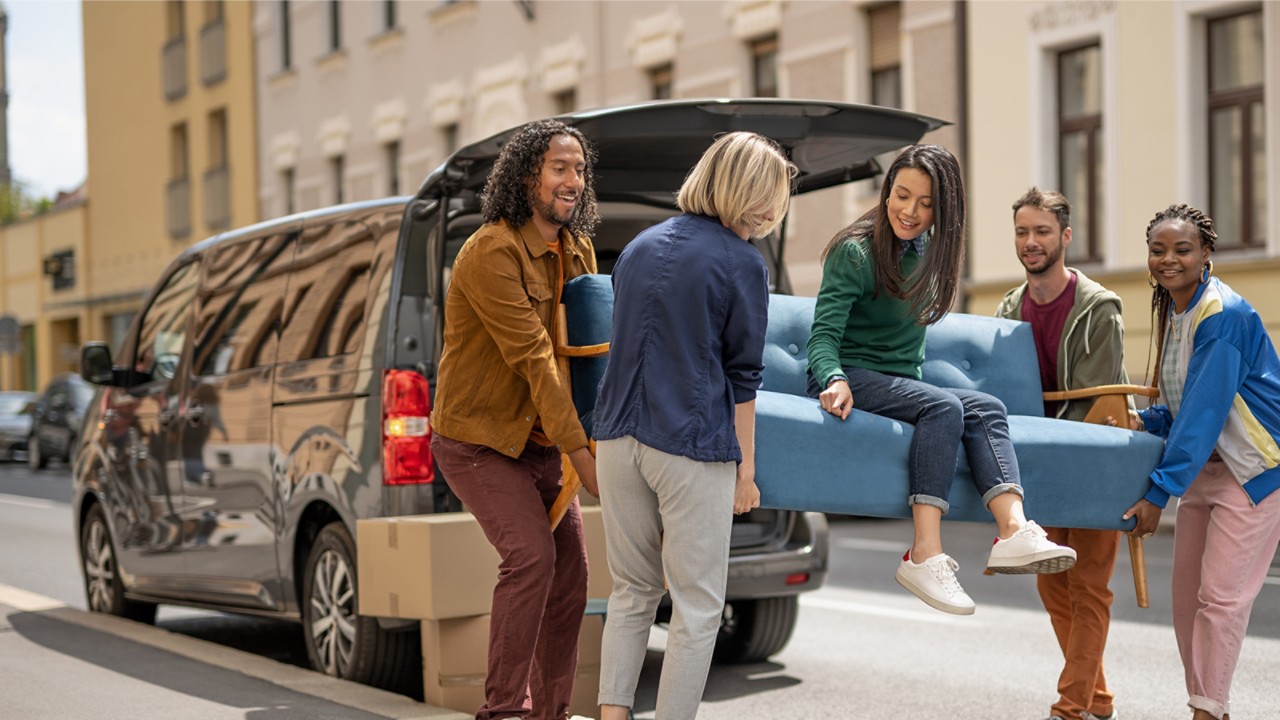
{"left": 3, "top": 462, "right": 1279, "bottom": 719}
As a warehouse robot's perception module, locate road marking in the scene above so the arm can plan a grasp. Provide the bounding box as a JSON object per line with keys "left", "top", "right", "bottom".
{"left": 0, "top": 583, "right": 65, "bottom": 612}
{"left": 834, "top": 537, "right": 908, "bottom": 554}
{"left": 0, "top": 493, "right": 59, "bottom": 510}
{"left": 800, "top": 595, "right": 976, "bottom": 625}
{"left": 1264, "top": 576, "right": 1280, "bottom": 588}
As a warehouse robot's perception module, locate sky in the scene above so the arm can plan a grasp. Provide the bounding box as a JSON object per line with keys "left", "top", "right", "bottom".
{"left": 5, "top": 0, "right": 85, "bottom": 199}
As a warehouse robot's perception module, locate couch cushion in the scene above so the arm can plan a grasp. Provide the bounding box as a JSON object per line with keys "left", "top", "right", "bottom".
{"left": 762, "top": 294, "right": 816, "bottom": 396}
{"left": 922, "top": 313, "right": 1044, "bottom": 418}
{"left": 753, "top": 390, "right": 1163, "bottom": 530}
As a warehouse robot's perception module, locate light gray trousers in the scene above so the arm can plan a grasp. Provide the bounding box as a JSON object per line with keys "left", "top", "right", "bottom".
{"left": 596, "top": 435, "right": 736, "bottom": 720}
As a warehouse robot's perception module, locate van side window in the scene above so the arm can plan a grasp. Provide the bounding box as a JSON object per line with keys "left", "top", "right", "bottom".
{"left": 193, "top": 233, "right": 295, "bottom": 376}
{"left": 278, "top": 220, "right": 376, "bottom": 362}
{"left": 135, "top": 261, "right": 200, "bottom": 383}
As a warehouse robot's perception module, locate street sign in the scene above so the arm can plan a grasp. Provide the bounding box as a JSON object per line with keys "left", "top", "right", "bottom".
{"left": 0, "top": 314, "right": 19, "bottom": 355}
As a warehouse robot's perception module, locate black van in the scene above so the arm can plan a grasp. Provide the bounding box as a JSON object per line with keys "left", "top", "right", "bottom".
{"left": 74, "top": 99, "right": 945, "bottom": 690}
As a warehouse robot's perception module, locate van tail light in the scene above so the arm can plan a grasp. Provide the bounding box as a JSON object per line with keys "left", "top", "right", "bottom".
{"left": 381, "top": 369, "right": 433, "bottom": 485}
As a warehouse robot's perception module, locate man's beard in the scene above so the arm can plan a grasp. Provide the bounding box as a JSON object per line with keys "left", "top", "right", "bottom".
{"left": 1023, "top": 241, "right": 1064, "bottom": 275}
{"left": 533, "top": 195, "right": 576, "bottom": 228}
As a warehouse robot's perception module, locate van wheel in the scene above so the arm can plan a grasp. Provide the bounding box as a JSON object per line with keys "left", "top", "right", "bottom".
{"left": 80, "top": 504, "right": 157, "bottom": 623}
{"left": 712, "top": 596, "right": 799, "bottom": 664}
{"left": 302, "top": 522, "right": 418, "bottom": 690}
{"left": 28, "top": 435, "right": 46, "bottom": 470}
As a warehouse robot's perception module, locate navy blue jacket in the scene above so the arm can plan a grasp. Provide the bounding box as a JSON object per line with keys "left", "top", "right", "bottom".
{"left": 592, "top": 213, "right": 769, "bottom": 463}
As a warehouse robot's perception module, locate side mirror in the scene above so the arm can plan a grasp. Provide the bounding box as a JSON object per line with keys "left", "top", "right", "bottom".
{"left": 81, "top": 342, "right": 128, "bottom": 387}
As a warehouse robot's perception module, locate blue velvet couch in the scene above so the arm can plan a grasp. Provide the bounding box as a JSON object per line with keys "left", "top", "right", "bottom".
{"left": 564, "top": 274, "right": 1163, "bottom": 531}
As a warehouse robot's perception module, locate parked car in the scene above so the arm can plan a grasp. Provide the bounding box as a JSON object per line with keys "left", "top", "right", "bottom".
{"left": 73, "top": 99, "right": 944, "bottom": 691}
{"left": 0, "top": 391, "right": 37, "bottom": 461}
{"left": 27, "top": 374, "right": 94, "bottom": 470}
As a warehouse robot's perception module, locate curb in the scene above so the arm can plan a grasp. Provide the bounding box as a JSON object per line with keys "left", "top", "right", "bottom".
{"left": 0, "top": 582, "right": 470, "bottom": 720}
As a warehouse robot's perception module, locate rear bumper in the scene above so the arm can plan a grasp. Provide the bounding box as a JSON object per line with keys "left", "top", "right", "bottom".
{"left": 725, "top": 511, "right": 829, "bottom": 599}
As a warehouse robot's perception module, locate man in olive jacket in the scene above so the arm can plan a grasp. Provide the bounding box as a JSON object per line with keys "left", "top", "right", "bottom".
{"left": 431, "top": 119, "right": 599, "bottom": 720}
{"left": 997, "top": 187, "right": 1130, "bottom": 720}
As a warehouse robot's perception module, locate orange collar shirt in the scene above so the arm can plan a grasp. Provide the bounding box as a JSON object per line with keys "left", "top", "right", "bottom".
{"left": 431, "top": 218, "right": 597, "bottom": 458}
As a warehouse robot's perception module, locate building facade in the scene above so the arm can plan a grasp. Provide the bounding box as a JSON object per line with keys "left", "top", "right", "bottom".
{"left": 966, "top": 0, "right": 1279, "bottom": 380}
{"left": 252, "top": 0, "right": 962, "bottom": 295}
{"left": 0, "top": 0, "right": 260, "bottom": 392}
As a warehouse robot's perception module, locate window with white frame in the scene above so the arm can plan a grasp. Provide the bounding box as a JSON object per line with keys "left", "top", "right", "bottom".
{"left": 1207, "top": 9, "right": 1266, "bottom": 249}
{"left": 1058, "top": 43, "right": 1103, "bottom": 263}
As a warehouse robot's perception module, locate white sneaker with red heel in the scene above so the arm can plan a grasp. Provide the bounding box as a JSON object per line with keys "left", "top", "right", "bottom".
{"left": 987, "top": 520, "right": 1077, "bottom": 574}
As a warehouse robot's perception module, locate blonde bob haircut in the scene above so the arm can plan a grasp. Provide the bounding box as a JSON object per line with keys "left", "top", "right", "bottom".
{"left": 676, "top": 131, "right": 797, "bottom": 239}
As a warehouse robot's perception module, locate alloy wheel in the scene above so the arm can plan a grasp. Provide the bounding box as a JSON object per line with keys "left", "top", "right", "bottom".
{"left": 83, "top": 516, "right": 116, "bottom": 613}
{"left": 308, "top": 547, "right": 357, "bottom": 678}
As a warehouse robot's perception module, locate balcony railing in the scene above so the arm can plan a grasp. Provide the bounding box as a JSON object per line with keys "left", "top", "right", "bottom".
{"left": 200, "top": 18, "right": 226, "bottom": 86}
{"left": 162, "top": 35, "right": 188, "bottom": 101}
{"left": 167, "top": 177, "right": 191, "bottom": 239}
{"left": 203, "top": 165, "right": 230, "bottom": 230}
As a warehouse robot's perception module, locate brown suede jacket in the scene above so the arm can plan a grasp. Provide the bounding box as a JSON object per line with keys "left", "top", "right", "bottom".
{"left": 431, "top": 218, "right": 597, "bottom": 458}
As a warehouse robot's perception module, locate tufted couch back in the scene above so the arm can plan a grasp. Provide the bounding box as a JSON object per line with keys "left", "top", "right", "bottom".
{"left": 762, "top": 293, "right": 1045, "bottom": 417}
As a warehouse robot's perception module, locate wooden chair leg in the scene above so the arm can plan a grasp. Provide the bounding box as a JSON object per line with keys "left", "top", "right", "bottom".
{"left": 1128, "top": 535, "right": 1149, "bottom": 608}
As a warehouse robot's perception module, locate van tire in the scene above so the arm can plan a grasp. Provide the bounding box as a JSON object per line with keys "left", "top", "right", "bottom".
{"left": 28, "top": 435, "right": 46, "bottom": 470}
{"left": 712, "top": 596, "right": 799, "bottom": 664}
{"left": 302, "top": 521, "right": 417, "bottom": 690}
{"left": 80, "top": 503, "right": 158, "bottom": 624}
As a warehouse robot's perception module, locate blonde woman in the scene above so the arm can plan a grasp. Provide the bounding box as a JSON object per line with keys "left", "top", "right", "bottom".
{"left": 592, "top": 132, "right": 796, "bottom": 720}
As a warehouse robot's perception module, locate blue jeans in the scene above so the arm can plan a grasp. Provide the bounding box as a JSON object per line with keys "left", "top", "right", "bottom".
{"left": 808, "top": 367, "right": 1023, "bottom": 514}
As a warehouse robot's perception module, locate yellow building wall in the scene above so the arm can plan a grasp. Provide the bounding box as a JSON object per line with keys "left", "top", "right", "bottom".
{"left": 0, "top": 201, "right": 90, "bottom": 390}
{"left": 966, "top": 1, "right": 1279, "bottom": 386}
{"left": 82, "top": 0, "right": 258, "bottom": 349}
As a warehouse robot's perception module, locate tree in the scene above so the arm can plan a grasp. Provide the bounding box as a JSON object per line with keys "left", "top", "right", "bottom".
{"left": 0, "top": 181, "right": 53, "bottom": 225}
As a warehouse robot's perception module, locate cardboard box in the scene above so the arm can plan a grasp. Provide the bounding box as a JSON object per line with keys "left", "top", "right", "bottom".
{"left": 357, "top": 514, "right": 500, "bottom": 619}
{"left": 421, "top": 613, "right": 605, "bottom": 716}
{"left": 358, "top": 504, "right": 610, "bottom": 620}
{"left": 579, "top": 504, "right": 612, "bottom": 600}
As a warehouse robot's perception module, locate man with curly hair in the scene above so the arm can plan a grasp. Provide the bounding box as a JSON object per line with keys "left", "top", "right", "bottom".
{"left": 431, "top": 118, "right": 600, "bottom": 720}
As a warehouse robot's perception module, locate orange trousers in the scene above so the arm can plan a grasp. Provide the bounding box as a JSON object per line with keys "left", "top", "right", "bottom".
{"left": 1036, "top": 526, "right": 1121, "bottom": 720}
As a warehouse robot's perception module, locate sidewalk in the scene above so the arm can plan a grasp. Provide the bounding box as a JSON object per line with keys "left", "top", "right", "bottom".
{"left": 0, "top": 583, "right": 469, "bottom": 720}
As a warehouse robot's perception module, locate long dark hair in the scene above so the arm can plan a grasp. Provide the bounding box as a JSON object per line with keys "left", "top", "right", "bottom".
{"left": 1145, "top": 203, "right": 1217, "bottom": 390}
{"left": 819, "top": 144, "right": 965, "bottom": 325}
{"left": 480, "top": 119, "right": 601, "bottom": 238}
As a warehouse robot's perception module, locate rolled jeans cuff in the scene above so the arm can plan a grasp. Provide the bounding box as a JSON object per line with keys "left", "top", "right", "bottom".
{"left": 908, "top": 494, "right": 950, "bottom": 514}
{"left": 982, "top": 482, "right": 1023, "bottom": 507}
{"left": 1188, "top": 694, "right": 1227, "bottom": 719}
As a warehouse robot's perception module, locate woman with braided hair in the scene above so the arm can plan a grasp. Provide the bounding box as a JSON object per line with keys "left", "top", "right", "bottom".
{"left": 1123, "top": 203, "right": 1280, "bottom": 720}
{"left": 806, "top": 144, "right": 1076, "bottom": 616}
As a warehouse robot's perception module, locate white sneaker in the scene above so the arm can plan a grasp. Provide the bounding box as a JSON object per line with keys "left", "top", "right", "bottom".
{"left": 987, "top": 520, "right": 1077, "bottom": 574}
{"left": 895, "top": 551, "right": 975, "bottom": 615}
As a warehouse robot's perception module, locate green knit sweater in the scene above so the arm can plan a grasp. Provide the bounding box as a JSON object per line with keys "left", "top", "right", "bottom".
{"left": 807, "top": 235, "right": 926, "bottom": 383}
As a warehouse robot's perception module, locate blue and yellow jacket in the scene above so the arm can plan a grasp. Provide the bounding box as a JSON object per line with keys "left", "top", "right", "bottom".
{"left": 1140, "top": 277, "right": 1280, "bottom": 508}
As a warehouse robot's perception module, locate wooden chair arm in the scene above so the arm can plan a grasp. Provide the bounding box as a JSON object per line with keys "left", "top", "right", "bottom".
{"left": 556, "top": 342, "right": 610, "bottom": 358}
{"left": 1042, "top": 384, "right": 1159, "bottom": 402}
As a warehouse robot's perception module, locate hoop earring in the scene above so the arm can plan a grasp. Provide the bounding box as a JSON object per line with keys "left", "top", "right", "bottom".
{"left": 1200, "top": 260, "right": 1213, "bottom": 285}
{"left": 1148, "top": 273, "right": 1158, "bottom": 289}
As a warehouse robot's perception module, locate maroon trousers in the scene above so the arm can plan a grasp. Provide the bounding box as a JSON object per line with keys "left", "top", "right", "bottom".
{"left": 432, "top": 433, "right": 589, "bottom": 720}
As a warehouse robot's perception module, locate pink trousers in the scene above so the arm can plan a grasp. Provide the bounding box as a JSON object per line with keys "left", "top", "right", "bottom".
{"left": 1172, "top": 457, "right": 1280, "bottom": 719}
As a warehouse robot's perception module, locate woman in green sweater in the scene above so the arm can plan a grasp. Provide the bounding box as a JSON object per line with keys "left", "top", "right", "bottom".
{"left": 806, "top": 144, "right": 1076, "bottom": 615}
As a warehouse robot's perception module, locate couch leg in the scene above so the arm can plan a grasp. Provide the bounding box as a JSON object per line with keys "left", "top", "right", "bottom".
{"left": 1128, "top": 535, "right": 1149, "bottom": 608}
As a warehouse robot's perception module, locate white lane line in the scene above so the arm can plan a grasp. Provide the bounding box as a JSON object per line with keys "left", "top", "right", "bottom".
{"left": 0, "top": 493, "right": 59, "bottom": 510}
{"left": 1264, "top": 576, "right": 1280, "bottom": 587}
{"left": 800, "top": 595, "right": 976, "bottom": 625}
{"left": 0, "top": 583, "right": 65, "bottom": 612}
{"left": 834, "top": 537, "right": 908, "bottom": 553}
